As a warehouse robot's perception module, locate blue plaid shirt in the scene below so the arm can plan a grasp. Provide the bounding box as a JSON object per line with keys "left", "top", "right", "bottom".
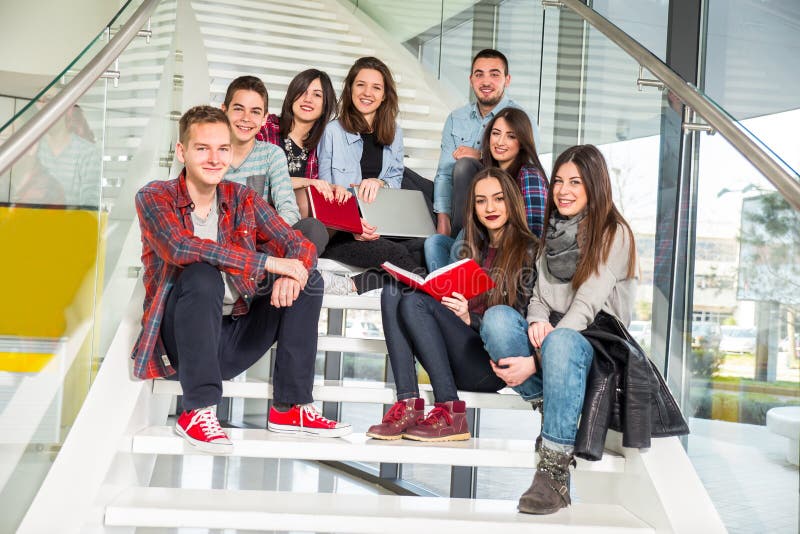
{"left": 518, "top": 164, "right": 549, "bottom": 238}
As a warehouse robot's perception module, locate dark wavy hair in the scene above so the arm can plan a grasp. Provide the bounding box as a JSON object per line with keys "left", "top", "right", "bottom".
{"left": 544, "top": 144, "right": 637, "bottom": 288}
{"left": 223, "top": 75, "right": 268, "bottom": 110}
{"left": 338, "top": 56, "right": 399, "bottom": 146}
{"left": 480, "top": 107, "right": 546, "bottom": 180}
{"left": 279, "top": 69, "right": 336, "bottom": 152}
{"left": 460, "top": 167, "right": 538, "bottom": 307}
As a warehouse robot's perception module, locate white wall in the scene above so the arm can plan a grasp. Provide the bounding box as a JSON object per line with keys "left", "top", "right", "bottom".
{"left": 0, "top": 0, "right": 123, "bottom": 77}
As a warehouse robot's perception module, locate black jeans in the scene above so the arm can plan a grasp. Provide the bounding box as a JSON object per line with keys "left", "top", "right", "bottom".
{"left": 380, "top": 280, "right": 504, "bottom": 402}
{"left": 293, "top": 217, "right": 329, "bottom": 256}
{"left": 450, "top": 157, "right": 482, "bottom": 236}
{"left": 322, "top": 233, "right": 426, "bottom": 293}
{"left": 160, "top": 262, "right": 323, "bottom": 410}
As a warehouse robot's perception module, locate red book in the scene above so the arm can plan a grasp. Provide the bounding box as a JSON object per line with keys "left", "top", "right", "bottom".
{"left": 381, "top": 258, "right": 495, "bottom": 300}
{"left": 307, "top": 186, "right": 362, "bottom": 233}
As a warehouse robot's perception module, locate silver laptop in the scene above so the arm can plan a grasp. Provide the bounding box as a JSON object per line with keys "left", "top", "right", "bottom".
{"left": 350, "top": 187, "right": 436, "bottom": 238}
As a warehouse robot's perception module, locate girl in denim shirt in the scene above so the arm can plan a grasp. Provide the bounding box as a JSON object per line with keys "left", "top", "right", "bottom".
{"left": 316, "top": 57, "right": 424, "bottom": 294}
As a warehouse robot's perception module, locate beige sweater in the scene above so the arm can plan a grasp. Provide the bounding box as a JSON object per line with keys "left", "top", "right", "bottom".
{"left": 526, "top": 225, "right": 637, "bottom": 331}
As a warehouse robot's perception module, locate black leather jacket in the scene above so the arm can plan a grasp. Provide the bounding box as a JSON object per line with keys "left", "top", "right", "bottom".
{"left": 552, "top": 311, "right": 689, "bottom": 461}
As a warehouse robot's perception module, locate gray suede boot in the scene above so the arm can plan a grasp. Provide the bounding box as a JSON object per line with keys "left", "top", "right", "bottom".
{"left": 518, "top": 445, "right": 576, "bottom": 515}
{"left": 530, "top": 398, "right": 543, "bottom": 453}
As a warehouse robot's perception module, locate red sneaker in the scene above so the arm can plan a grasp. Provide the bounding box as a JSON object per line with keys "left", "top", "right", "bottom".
{"left": 174, "top": 407, "right": 233, "bottom": 454}
{"left": 268, "top": 403, "right": 352, "bottom": 438}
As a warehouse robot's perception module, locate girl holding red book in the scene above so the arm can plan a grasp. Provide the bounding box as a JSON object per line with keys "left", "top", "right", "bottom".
{"left": 367, "top": 168, "right": 538, "bottom": 442}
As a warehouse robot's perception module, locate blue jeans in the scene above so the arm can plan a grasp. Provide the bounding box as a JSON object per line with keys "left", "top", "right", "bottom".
{"left": 380, "top": 280, "right": 504, "bottom": 402}
{"left": 424, "top": 230, "right": 467, "bottom": 272}
{"left": 480, "top": 305, "right": 594, "bottom": 446}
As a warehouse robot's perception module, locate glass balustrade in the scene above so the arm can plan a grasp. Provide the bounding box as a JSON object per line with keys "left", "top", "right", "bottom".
{"left": 341, "top": 1, "right": 797, "bottom": 528}
{"left": 688, "top": 125, "right": 799, "bottom": 534}
{"left": 0, "top": 1, "right": 174, "bottom": 531}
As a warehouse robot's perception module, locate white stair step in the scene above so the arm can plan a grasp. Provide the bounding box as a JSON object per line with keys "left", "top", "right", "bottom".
{"left": 202, "top": 39, "right": 361, "bottom": 67}
{"left": 195, "top": 12, "right": 362, "bottom": 43}
{"left": 317, "top": 334, "right": 386, "bottom": 353}
{"left": 404, "top": 137, "right": 441, "bottom": 149}
{"left": 105, "top": 487, "right": 654, "bottom": 533}
{"left": 209, "top": 82, "right": 417, "bottom": 101}
{"left": 400, "top": 118, "right": 447, "bottom": 132}
{"left": 321, "top": 294, "right": 381, "bottom": 310}
{"left": 208, "top": 66, "right": 404, "bottom": 86}
{"left": 194, "top": 0, "right": 335, "bottom": 20}
{"left": 107, "top": 117, "right": 150, "bottom": 128}
{"left": 152, "top": 378, "right": 532, "bottom": 410}
{"left": 199, "top": 25, "right": 372, "bottom": 55}
{"left": 192, "top": 4, "right": 349, "bottom": 31}
{"left": 207, "top": 53, "right": 350, "bottom": 78}
{"left": 129, "top": 427, "right": 625, "bottom": 472}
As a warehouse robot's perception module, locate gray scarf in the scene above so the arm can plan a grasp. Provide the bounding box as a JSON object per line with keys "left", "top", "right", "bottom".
{"left": 545, "top": 212, "right": 585, "bottom": 282}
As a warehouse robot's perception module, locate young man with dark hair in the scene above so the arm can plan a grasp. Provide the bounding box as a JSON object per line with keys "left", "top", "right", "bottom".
{"left": 432, "top": 48, "right": 542, "bottom": 237}
{"left": 221, "top": 76, "right": 329, "bottom": 256}
{"left": 133, "top": 105, "right": 350, "bottom": 454}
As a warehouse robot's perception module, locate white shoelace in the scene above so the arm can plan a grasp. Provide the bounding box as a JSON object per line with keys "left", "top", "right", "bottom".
{"left": 299, "top": 403, "right": 332, "bottom": 428}
{"left": 189, "top": 407, "right": 227, "bottom": 439}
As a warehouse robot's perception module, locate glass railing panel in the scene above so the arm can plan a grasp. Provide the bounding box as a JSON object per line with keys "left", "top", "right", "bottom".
{"left": 95, "top": 0, "right": 179, "bottom": 367}
{"left": 0, "top": 75, "right": 107, "bottom": 534}
{"left": 0, "top": 1, "right": 170, "bottom": 530}
{"left": 703, "top": 0, "right": 800, "bottom": 169}
{"left": 590, "top": 0, "right": 668, "bottom": 62}
{"left": 0, "top": 0, "right": 145, "bottom": 137}
{"left": 688, "top": 127, "right": 799, "bottom": 534}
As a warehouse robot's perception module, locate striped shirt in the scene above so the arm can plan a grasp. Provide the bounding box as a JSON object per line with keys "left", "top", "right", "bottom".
{"left": 224, "top": 140, "right": 301, "bottom": 226}
{"left": 36, "top": 134, "right": 101, "bottom": 207}
{"left": 518, "top": 164, "right": 549, "bottom": 238}
{"left": 131, "top": 171, "right": 316, "bottom": 379}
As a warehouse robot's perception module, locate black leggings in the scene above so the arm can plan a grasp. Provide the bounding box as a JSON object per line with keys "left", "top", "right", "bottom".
{"left": 322, "top": 232, "right": 426, "bottom": 293}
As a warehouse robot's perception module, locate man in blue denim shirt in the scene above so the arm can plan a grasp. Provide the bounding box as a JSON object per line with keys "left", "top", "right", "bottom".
{"left": 433, "top": 49, "right": 541, "bottom": 236}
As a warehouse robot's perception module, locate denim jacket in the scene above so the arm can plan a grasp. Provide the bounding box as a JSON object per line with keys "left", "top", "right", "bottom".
{"left": 432, "top": 95, "right": 542, "bottom": 216}
{"left": 317, "top": 119, "right": 404, "bottom": 189}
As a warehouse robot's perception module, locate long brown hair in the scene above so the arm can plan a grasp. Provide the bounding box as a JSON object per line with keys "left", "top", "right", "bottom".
{"left": 460, "top": 168, "right": 538, "bottom": 307}
{"left": 480, "top": 107, "right": 545, "bottom": 179}
{"left": 544, "top": 144, "right": 636, "bottom": 288}
{"left": 337, "top": 57, "right": 399, "bottom": 146}
{"left": 279, "top": 69, "right": 336, "bottom": 152}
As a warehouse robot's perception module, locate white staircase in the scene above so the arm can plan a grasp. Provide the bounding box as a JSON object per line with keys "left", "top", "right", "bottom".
{"left": 17, "top": 284, "right": 726, "bottom": 533}
{"left": 192, "top": 0, "right": 452, "bottom": 178}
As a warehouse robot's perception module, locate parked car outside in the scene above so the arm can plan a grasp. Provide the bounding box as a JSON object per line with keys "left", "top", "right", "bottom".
{"left": 719, "top": 326, "right": 757, "bottom": 354}
{"left": 691, "top": 322, "right": 722, "bottom": 351}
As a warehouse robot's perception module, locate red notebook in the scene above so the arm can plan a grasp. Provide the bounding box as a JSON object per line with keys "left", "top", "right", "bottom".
{"left": 381, "top": 258, "right": 495, "bottom": 300}
{"left": 307, "top": 186, "right": 362, "bottom": 233}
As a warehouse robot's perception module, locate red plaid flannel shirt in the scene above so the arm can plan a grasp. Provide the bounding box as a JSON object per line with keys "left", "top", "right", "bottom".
{"left": 131, "top": 171, "right": 316, "bottom": 379}
{"left": 257, "top": 113, "right": 320, "bottom": 180}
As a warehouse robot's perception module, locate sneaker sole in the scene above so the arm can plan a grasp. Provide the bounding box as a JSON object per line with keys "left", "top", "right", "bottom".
{"left": 267, "top": 422, "right": 353, "bottom": 438}
{"left": 174, "top": 425, "right": 233, "bottom": 455}
{"left": 402, "top": 432, "right": 471, "bottom": 442}
{"left": 365, "top": 432, "right": 404, "bottom": 440}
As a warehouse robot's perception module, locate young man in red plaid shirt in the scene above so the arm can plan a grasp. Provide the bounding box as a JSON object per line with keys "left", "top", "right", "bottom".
{"left": 133, "top": 106, "right": 351, "bottom": 454}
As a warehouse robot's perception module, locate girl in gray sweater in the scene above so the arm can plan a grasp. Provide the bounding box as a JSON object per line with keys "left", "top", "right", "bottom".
{"left": 480, "top": 144, "right": 638, "bottom": 515}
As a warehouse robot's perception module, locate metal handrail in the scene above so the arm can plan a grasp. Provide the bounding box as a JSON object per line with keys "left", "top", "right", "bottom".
{"left": 0, "top": 0, "right": 162, "bottom": 176}
{"left": 558, "top": 0, "right": 800, "bottom": 211}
